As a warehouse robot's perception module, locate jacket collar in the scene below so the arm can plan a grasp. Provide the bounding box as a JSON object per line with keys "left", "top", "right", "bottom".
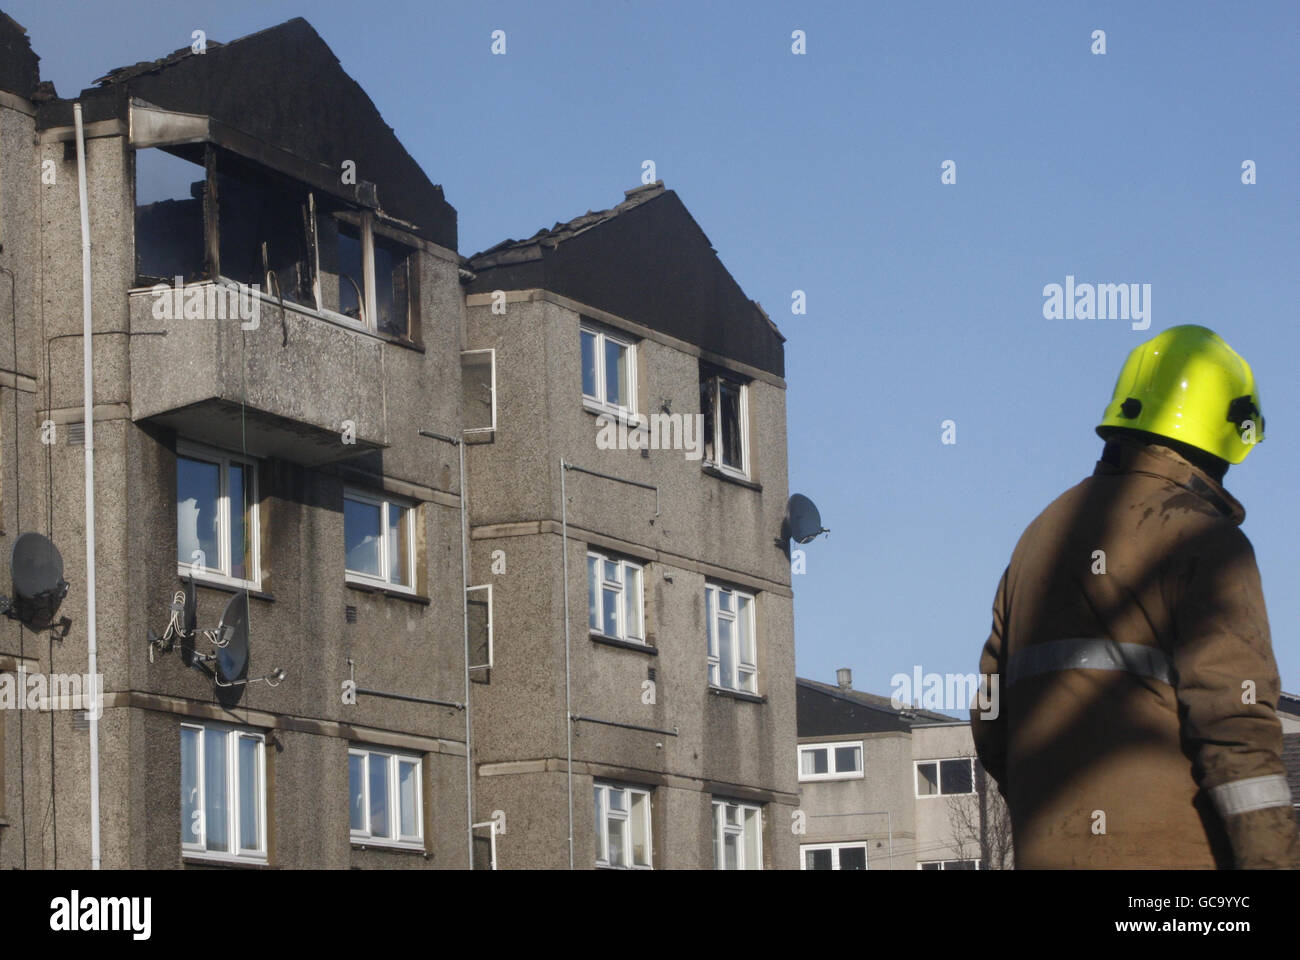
{"left": 1094, "top": 435, "right": 1246, "bottom": 525}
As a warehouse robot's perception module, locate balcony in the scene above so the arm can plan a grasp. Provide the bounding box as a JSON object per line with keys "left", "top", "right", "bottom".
{"left": 129, "top": 285, "right": 387, "bottom": 465}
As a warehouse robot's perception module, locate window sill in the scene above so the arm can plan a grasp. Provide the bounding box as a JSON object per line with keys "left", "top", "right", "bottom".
{"left": 345, "top": 581, "right": 431, "bottom": 605}
{"left": 702, "top": 464, "right": 761, "bottom": 491}
{"left": 798, "top": 773, "right": 866, "bottom": 783}
{"left": 582, "top": 398, "right": 644, "bottom": 426}
{"left": 351, "top": 839, "right": 428, "bottom": 855}
{"left": 183, "top": 853, "right": 271, "bottom": 869}
{"left": 708, "top": 685, "right": 766, "bottom": 704}
{"left": 590, "top": 633, "right": 658, "bottom": 655}
{"left": 180, "top": 573, "right": 275, "bottom": 603}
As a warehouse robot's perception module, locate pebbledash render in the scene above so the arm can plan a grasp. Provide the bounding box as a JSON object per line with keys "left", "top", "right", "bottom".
{"left": 0, "top": 13, "right": 799, "bottom": 869}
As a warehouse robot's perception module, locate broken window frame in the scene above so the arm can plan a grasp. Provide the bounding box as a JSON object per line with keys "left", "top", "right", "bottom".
{"left": 700, "top": 368, "right": 751, "bottom": 480}
{"left": 133, "top": 144, "right": 420, "bottom": 342}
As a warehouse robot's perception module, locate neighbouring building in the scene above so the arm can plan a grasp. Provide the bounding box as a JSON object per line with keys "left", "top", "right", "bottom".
{"left": 795, "top": 670, "right": 1012, "bottom": 869}
{"left": 0, "top": 12, "right": 798, "bottom": 869}
{"left": 461, "top": 180, "right": 797, "bottom": 870}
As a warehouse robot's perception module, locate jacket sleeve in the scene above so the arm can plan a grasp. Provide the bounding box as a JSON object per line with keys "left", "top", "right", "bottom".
{"left": 1170, "top": 525, "right": 1299, "bottom": 869}
{"left": 971, "top": 566, "right": 1010, "bottom": 796}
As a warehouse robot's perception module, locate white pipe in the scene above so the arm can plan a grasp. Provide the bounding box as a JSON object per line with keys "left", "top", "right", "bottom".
{"left": 458, "top": 439, "right": 473, "bottom": 868}
{"left": 560, "top": 459, "right": 573, "bottom": 869}
{"left": 73, "top": 103, "right": 101, "bottom": 871}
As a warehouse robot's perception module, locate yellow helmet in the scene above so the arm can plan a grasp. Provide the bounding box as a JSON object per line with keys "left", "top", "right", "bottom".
{"left": 1097, "top": 325, "right": 1264, "bottom": 464}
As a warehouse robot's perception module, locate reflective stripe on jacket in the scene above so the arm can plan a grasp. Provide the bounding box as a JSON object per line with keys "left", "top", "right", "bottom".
{"left": 971, "top": 435, "right": 1299, "bottom": 868}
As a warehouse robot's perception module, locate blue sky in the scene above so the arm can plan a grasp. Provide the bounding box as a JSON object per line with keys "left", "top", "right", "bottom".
{"left": 13, "top": 0, "right": 1300, "bottom": 702}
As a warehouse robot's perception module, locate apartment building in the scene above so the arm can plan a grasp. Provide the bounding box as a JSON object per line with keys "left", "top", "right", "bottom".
{"left": 795, "top": 671, "right": 1010, "bottom": 869}
{"left": 0, "top": 13, "right": 798, "bottom": 869}
{"left": 461, "top": 181, "right": 798, "bottom": 869}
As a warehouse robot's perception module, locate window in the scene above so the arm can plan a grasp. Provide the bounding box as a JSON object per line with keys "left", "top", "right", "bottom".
{"left": 181, "top": 722, "right": 266, "bottom": 862}
{"left": 343, "top": 489, "right": 415, "bottom": 592}
{"left": 176, "top": 442, "right": 260, "bottom": 588}
{"left": 798, "top": 741, "right": 864, "bottom": 781}
{"left": 467, "top": 584, "right": 493, "bottom": 669}
{"left": 706, "top": 583, "right": 756, "bottom": 693}
{"left": 349, "top": 747, "right": 423, "bottom": 848}
{"left": 580, "top": 322, "right": 636, "bottom": 413}
{"left": 134, "top": 146, "right": 206, "bottom": 285}
{"left": 712, "top": 800, "right": 763, "bottom": 870}
{"left": 133, "top": 146, "right": 420, "bottom": 340}
{"left": 587, "top": 552, "right": 645, "bottom": 643}
{"left": 216, "top": 153, "right": 315, "bottom": 309}
{"left": 316, "top": 215, "right": 365, "bottom": 322}
{"left": 918, "top": 859, "right": 981, "bottom": 870}
{"left": 461, "top": 349, "right": 497, "bottom": 434}
{"left": 801, "top": 842, "right": 868, "bottom": 870}
{"left": 373, "top": 232, "right": 415, "bottom": 338}
{"left": 915, "top": 757, "right": 976, "bottom": 797}
{"left": 593, "top": 782, "right": 652, "bottom": 869}
{"left": 701, "top": 367, "right": 750, "bottom": 479}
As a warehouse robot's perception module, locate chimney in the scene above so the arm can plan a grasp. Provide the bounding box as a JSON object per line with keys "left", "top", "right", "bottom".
{"left": 836, "top": 667, "right": 852, "bottom": 690}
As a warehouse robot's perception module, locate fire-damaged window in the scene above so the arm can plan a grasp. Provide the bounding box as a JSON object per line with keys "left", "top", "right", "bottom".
{"left": 373, "top": 232, "right": 415, "bottom": 339}
{"left": 133, "top": 145, "right": 420, "bottom": 340}
{"left": 700, "top": 363, "right": 751, "bottom": 480}
{"left": 216, "top": 154, "right": 315, "bottom": 309}
{"left": 134, "top": 147, "right": 208, "bottom": 285}
{"left": 315, "top": 213, "right": 365, "bottom": 323}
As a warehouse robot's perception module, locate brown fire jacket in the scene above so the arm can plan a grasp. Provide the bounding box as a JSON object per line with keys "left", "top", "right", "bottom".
{"left": 972, "top": 435, "right": 1299, "bottom": 868}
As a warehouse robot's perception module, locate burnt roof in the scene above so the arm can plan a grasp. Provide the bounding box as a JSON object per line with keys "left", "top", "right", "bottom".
{"left": 797, "top": 677, "right": 956, "bottom": 738}
{"left": 1279, "top": 692, "right": 1300, "bottom": 719}
{"left": 465, "top": 183, "right": 785, "bottom": 378}
{"left": 0, "top": 11, "right": 40, "bottom": 99}
{"left": 36, "top": 17, "right": 455, "bottom": 250}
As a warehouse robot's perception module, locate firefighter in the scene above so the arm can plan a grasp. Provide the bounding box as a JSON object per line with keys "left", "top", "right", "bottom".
{"left": 971, "top": 325, "right": 1299, "bottom": 868}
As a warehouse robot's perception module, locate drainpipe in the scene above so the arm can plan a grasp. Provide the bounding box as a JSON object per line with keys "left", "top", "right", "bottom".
{"left": 560, "top": 459, "right": 573, "bottom": 869}
{"left": 73, "top": 103, "right": 101, "bottom": 870}
{"left": 418, "top": 429, "right": 473, "bottom": 868}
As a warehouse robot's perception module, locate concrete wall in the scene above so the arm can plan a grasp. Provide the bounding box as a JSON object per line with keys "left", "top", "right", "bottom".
{"left": 795, "top": 731, "right": 915, "bottom": 869}
{"left": 464, "top": 290, "right": 798, "bottom": 869}
{"left": 911, "top": 722, "right": 981, "bottom": 866}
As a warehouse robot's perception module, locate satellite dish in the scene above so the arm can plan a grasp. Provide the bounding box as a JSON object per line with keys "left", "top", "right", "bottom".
{"left": 786, "top": 494, "right": 829, "bottom": 545}
{"left": 5, "top": 533, "right": 70, "bottom": 630}
{"left": 183, "top": 577, "right": 197, "bottom": 637}
{"left": 214, "top": 591, "right": 249, "bottom": 685}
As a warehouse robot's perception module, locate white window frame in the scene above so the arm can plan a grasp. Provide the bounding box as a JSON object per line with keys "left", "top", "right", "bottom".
{"left": 703, "top": 373, "right": 750, "bottom": 480}
{"left": 343, "top": 487, "right": 417, "bottom": 594}
{"left": 580, "top": 322, "right": 638, "bottom": 416}
{"left": 176, "top": 440, "right": 261, "bottom": 590}
{"left": 587, "top": 551, "right": 645, "bottom": 644}
{"left": 349, "top": 746, "right": 425, "bottom": 850}
{"left": 461, "top": 348, "right": 497, "bottom": 435}
{"left": 181, "top": 721, "right": 267, "bottom": 864}
{"left": 797, "top": 740, "right": 865, "bottom": 782}
{"left": 706, "top": 583, "right": 757, "bottom": 693}
{"left": 712, "top": 799, "right": 763, "bottom": 870}
{"left": 593, "top": 782, "right": 653, "bottom": 869}
{"left": 801, "top": 841, "right": 869, "bottom": 870}
{"left": 467, "top": 583, "right": 494, "bottom": 669}
{"left": 915, "top": 756, "right": 976, "bottom": 798}
{"left": 917, "top": 858, "right": 982, "bottom": 870}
